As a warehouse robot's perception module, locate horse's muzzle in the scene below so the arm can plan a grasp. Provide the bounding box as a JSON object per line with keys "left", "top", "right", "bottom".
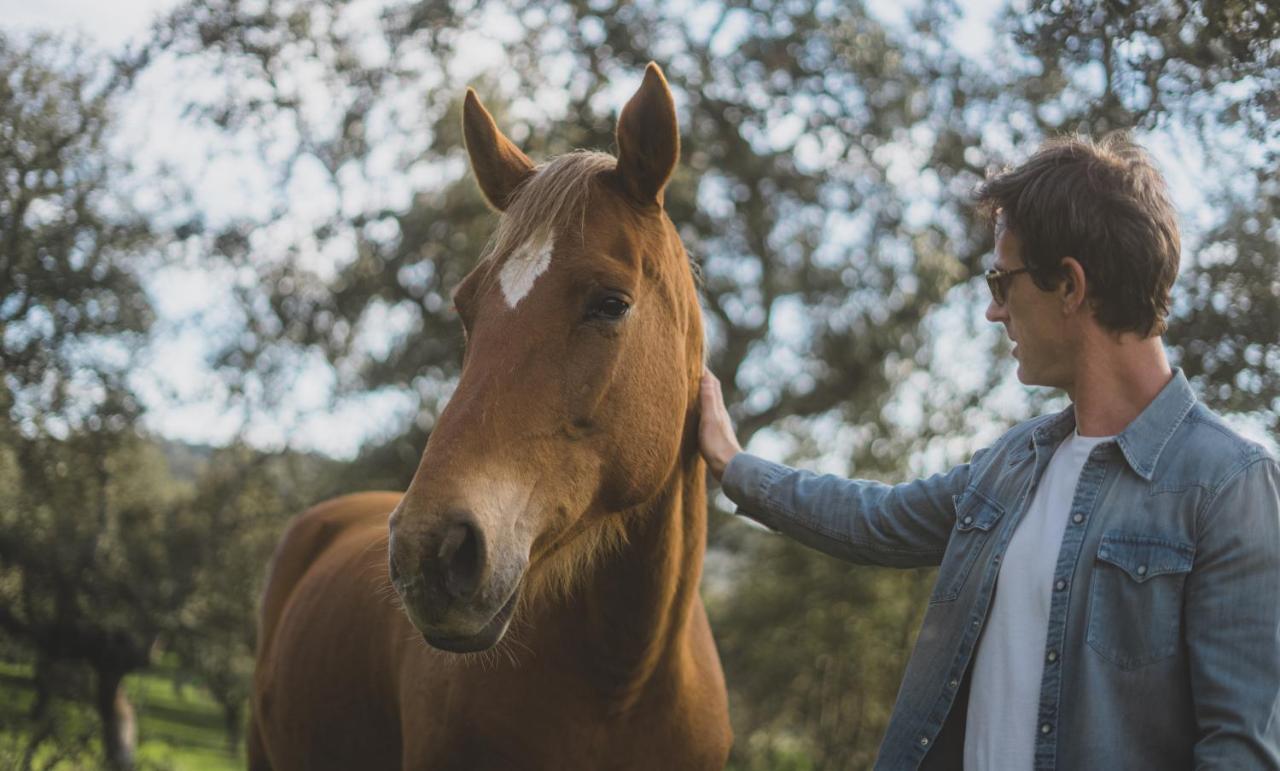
{"left": 388, "top": 512, "right": 525, "bottom": 652}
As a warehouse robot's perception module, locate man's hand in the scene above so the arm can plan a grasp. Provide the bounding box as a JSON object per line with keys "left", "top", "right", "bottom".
{"left": 699, "top": 368, "right": 743, "bottom": 482}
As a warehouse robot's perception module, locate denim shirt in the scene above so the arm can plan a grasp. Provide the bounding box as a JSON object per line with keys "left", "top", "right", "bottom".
{"left": 722, "top": 370, "right": 1280, "bottom": 770}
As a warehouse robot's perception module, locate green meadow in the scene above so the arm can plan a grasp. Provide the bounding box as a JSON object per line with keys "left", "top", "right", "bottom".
{"left": 0, "top": 660, "right": 240, "bottom": 771}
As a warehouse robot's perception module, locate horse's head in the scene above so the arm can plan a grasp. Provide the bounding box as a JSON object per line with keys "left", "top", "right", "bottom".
{"left": 388, "top": 64, "right": 703, "bottom": 653}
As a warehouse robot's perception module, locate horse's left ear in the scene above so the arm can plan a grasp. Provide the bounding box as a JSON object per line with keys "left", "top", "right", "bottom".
{"left": 615, "top": 62, "right": 679, "bottom": 206}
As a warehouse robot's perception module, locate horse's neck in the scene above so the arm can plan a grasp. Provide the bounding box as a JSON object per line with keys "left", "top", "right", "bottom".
{"left": 551, "top": 448, "right": 707, "bottom": 710}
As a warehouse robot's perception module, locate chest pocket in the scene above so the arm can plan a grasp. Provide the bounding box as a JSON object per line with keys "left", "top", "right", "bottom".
{"left": 929, "top": 492, "right": 1005, "bottom": 605}
{"left": 1087, "top": 533, "right": 1194, "bottom": 670}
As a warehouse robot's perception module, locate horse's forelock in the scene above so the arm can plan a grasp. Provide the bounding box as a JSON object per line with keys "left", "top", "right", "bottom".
{"left": 480, "top": 151, "right": 618, "bottom": 267}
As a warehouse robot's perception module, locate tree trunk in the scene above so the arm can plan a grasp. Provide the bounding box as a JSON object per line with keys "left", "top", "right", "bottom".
{"left": 94, "top": 668, "right": 137, "bottom": 771}
{"left": 28, "top": 656, "right": 52, "bottom": 721}
{"left": 223, "top": 700, "right": 243, "bottom": 756}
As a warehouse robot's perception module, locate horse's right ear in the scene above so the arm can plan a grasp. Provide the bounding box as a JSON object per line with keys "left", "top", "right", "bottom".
{"left": 463, "top": 89, "right": 535, "bottom": 212}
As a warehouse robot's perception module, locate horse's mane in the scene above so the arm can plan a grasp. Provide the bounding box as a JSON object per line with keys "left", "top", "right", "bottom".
{"left": 480, "top": 151, "right": 617, "bottom": 267}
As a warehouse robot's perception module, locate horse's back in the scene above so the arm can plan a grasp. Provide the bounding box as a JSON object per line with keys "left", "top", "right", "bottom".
{"left": 251, "top": 492, "right": 408, "bottom": 771}
{"left": 256, "top": 492, "right": 401, "bottom": 652}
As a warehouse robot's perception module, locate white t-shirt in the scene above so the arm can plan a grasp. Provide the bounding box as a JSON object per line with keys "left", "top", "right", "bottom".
{"left": 964, "top": 430, "right": 1113, "bottom": 770}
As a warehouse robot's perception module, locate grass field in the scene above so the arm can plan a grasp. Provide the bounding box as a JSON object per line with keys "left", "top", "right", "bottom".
{"left": 0, "top": 660, "right": 242, "bottom": 771}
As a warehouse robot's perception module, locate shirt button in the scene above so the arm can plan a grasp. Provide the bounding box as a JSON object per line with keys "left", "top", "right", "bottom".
{"left": 949, "top": 679, "right": 959, "bottom": 689}
{"left": 963, "top": 516, "right": 974, "bottom": 526}
{"left": 1041, "top": 723, "right": 1052, "bottom": 735}
{"left": 1046, "top": 650, "right": 1058, "bottom": 663}
{"left": 1136, "top": 565, "right": 1148, "bottom": 576}
{"left": 1054, "top": 579, "right": 1067, "bottom": 591}
{"left": 1072, "top": 513, "right": 1084, "bottom": 524}
{"left": 919, "top": 736, "right": 930, "bottom": 747}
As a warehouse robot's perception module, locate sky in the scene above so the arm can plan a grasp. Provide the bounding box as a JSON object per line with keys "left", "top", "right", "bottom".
{"left": 3, "top": 0, "right": 176, "bottom": 49}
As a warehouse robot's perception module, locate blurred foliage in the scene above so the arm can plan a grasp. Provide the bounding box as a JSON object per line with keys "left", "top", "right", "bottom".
{"left": 1, "top": 0, "right": 1276, "bottom": 768}
{"left": 0, "top": 31, "right": 341, "bottom": 770}
{"left": 162, "top": 444, "right": 345, "bottom": 754}
{"left": 713, "top": 536, "right": 934, "bottom": 769}
{"left": 0, "top": 33, "right": 153, "bottom": 435}
{"left": 0, "top": 424, "right": 340, "bottom": 770}
{"left": 0, "top": 31, "right": 161, "bottom": 770}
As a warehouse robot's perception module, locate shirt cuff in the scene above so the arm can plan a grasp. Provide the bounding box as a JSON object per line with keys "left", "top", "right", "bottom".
{"left": 721, "top": 453, "right": 787, "bottom": 531}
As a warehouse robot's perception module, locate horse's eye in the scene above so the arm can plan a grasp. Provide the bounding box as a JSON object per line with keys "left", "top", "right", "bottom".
{"left": 589, "top": 296, "right": 630, "bottom": 321}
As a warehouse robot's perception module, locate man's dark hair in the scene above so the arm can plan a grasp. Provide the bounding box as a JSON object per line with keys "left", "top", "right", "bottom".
{"left": 975, "top": 133, "right": 1181, "bottom": 337}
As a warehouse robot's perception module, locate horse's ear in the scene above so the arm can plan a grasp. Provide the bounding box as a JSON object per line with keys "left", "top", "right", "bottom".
{"left": 463, "top": 89, "right": 535, "bottom": 212}
{"left": 614, "top": 62, "right": 679, "bottom": 206}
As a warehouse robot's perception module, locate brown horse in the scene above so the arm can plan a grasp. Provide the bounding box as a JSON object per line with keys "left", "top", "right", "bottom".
{"left": 249, "top": 63, "right": 732, "bottom": 770}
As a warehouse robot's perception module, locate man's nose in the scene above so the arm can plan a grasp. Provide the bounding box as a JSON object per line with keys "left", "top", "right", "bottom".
{"left": 984, "top": 297, "right": 1006, "bottom": 323}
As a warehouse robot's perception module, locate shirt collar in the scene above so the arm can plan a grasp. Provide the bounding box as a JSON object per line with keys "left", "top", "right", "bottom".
{"left": 1028, "top": 368, "right": 1197, "bottom": 481}
{"left": 1113, "top": 369, "right": 1197, "bottom": 481}
{"left": 1032, "top": 405, "right": 1077, "bottom": 450}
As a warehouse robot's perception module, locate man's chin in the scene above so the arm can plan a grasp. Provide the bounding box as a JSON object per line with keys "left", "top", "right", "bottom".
{"left": 1014, "top": 361, "right": 1042, "bottom": 387}
{"left": 1014, "top": 363, "right": 1062, "bottom": 391}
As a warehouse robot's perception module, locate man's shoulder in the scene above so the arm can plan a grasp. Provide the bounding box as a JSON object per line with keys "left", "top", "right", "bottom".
{"left": 1159, "top": 402, "right": 1277, "bottom": 488}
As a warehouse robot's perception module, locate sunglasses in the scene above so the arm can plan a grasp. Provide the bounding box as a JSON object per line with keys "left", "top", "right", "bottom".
{"left": 984, "top": 266, "right": 1030, "bottom": 306}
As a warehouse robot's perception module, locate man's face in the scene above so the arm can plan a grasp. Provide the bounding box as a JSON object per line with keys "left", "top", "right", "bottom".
{"left": 984, "top": 227, "right": 1073, "bottom": 389}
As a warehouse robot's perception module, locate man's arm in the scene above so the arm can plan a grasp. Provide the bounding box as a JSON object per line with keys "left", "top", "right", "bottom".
{"left": 1185, "top": 456, "right": 1280, "bottom": 767}
{"left": 699, "top": 369, "right": 973, "bottom": 567}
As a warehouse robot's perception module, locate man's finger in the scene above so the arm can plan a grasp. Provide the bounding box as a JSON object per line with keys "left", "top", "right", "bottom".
{"left": 701, "top": 374, "right": 724, "bottom": 412}
{"left": 700, "top": 373, "right": 719, "bottom": 401}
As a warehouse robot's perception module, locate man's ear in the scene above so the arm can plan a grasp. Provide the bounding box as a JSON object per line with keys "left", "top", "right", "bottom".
{"left": 1060, "top": 257, "right": 1088, "bottom": 314}
{"left": 463, "top": 89, "right": 535, "bottom": 211}
{"left": 614, "top": 62, "right": 679, "bottom": 206}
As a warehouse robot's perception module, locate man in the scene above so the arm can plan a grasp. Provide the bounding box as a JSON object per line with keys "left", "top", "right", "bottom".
{"left": 699, "top": 134, "right": 1280, "bottom": 770}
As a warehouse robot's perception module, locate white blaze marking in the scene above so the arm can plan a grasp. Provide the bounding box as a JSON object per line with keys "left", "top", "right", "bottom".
{"left": 499, "top": 232, "right": 554, "bottom": 308}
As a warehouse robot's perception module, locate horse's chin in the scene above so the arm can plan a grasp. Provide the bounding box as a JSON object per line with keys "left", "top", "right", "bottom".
{"left": 420, "top": 586, "right": 520, "bottom": 653}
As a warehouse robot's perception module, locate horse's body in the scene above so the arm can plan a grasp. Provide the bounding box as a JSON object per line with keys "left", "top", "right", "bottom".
{"left": 250, "top": 64, "right": 732, "bottom": 770}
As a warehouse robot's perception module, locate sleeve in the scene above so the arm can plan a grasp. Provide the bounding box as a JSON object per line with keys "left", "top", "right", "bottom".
{"left": 720, "top": 449, "right": 984, "bottom": 568}
{"left": 1186, "top": 456, "right": 1280, "bottom": 768}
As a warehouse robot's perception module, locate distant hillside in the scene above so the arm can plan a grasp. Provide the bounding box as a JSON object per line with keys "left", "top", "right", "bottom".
{"left": 153, "top": 426, "right": 425, "bottom": 497}
{"left": 158, "top": 440, "right": 216, "bottom": 484}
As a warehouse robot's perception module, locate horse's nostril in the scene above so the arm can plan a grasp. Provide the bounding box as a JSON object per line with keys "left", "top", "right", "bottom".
{"left": 435, "top": 522, "right": 482, "bottom": 601}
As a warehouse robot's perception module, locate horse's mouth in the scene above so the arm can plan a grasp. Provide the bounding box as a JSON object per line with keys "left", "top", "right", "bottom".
{"left": 420, "top": 585, "right": 521, "bottom": 653}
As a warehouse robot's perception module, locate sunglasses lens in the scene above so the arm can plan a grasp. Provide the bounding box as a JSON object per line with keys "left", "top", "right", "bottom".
{"left": 986, "top": 275, "right": 1005, "bottom": 305}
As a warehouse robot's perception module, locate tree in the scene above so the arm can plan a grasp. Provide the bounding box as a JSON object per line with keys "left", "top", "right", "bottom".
{"left": 0, "top": 428, "right": 198, "bottom": 770}
{"left": 165, "top": 443, "right": 345, "bottom": 755}
{"left": 0, "top": 32, "right": 152, "bottom": 437}
{"left": 0, "top": 32, "right": 168, "bottom": 770}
